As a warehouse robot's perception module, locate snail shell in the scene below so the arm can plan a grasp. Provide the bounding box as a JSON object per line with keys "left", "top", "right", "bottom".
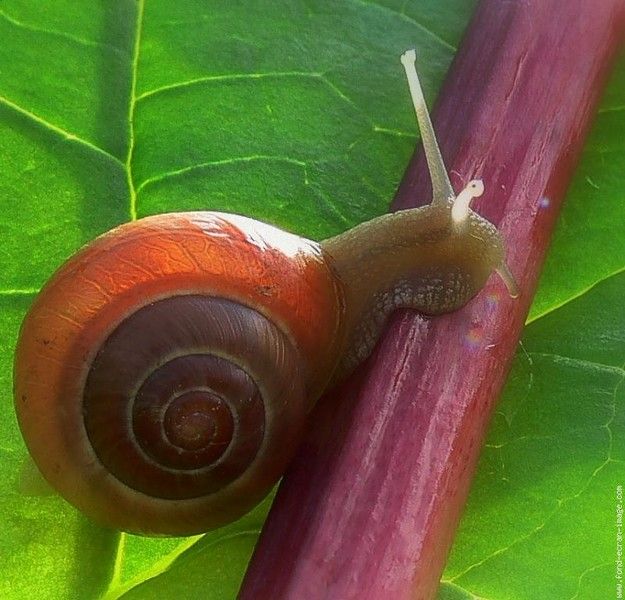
{"left": 14, "top": 213, "right": 344, "bottom": 535}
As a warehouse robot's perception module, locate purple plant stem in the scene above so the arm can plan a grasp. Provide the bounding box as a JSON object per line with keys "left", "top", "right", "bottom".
{"left": 239, "top": 1, "right": 625, "bottom": 598}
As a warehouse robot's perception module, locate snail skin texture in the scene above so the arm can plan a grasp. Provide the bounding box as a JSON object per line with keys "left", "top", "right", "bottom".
{"left": 13, "top": 50, "right": 518, "bottom": 536}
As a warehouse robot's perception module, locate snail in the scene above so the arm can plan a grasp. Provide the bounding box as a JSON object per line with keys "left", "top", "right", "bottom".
{"left": 13, "top": 50, "right": 518, "bottom": 536}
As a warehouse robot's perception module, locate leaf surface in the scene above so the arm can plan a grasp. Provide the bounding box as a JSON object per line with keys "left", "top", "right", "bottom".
{"left": 0, "top": 1, "right": 623, "bottom": 598}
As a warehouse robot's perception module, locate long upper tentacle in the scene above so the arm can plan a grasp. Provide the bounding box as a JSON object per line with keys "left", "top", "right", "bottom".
{"left": 400, "top": 49, "right": 455, "bottom": 205}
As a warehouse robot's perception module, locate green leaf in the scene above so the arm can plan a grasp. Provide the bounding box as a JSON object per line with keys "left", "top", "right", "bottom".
{"left": 528, "top": 60, "right": 625, "bottom": 322}
{"left": 440, "top": 270, "right": 625, "bottom": 599}
{"left": 0, "top": 1, "right": 623, "bottom": 599}
{"left": 0, "top": 296, "right": 119, "bottom": 600}
{"left": 107, "top": 496, "right": 273, "bottom": 600}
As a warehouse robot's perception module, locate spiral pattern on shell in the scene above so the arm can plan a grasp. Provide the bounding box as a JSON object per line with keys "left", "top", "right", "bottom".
{"left": 83, "top": 294, "right": 305, "bottom": 507}
{"left": 14, "top": 213, "right": 344, "bottom": 535}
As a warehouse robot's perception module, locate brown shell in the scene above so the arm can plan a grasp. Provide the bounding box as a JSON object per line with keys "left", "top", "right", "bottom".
{"left": 14, "top": 212, "right": 345, "bottom": 534}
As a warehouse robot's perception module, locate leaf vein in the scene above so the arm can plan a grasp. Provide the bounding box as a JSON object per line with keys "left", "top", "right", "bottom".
{"left": 126, "top": 0, "right": 145, "bottom": 221}
{"left": 102, "top": 535, "right": 202, "bottom": 600}
{"left": 0, "top": 8, "right": 126, "bottom": 56}
{"left": 309, "top": 183, "right": 352, "bottom": 228}
{"left": 447, "top": 515, "right": 552, "bottom": 584}
{"left": 0, "top": 288, "right": 39, "bottom": 296}
{"left": 438, "top": 580, "right": 493, "bottom": 600}
{"left": 526, "top": 264, "right": 625, "bottom": 325}
{"left": 0, "top": 94, "right": 123, "bottom": 167}
{"left": 568, "top": 561, "right": 613, "bottom": 600}
{"left": 527, "top": 352, "right": 625, "bottom": 375}
{"left": 136, "top": 155, "right": 308, "bottom": 196}
{"left": 349, "top": 0, "right": 456, "bottom": 51}
{"left": 136, "top": 71, "right": 323, "bottom": 103}
{"left": 598, "top": 104, "right": 625, "bottom": 114}
{"left": 373, "top": 125, "right": 415, "bottom": 138}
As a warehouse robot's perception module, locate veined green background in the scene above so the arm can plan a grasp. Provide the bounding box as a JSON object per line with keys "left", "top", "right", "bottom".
{"left": 0, "top": 1, "right": 624, "bottom": 599}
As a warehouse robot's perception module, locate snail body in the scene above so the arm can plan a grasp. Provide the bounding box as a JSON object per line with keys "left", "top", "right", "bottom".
{"left": 13, "top": 51, "right": 517, "bottom": 535}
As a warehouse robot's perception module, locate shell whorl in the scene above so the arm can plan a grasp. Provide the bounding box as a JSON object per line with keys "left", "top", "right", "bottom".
{"left": 83, "top": 294, "right": 304, "bottom": 500}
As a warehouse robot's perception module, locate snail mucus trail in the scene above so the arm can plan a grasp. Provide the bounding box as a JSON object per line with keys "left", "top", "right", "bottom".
{"left": 13, "top": 49, "right": 518, "bottom": 536}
